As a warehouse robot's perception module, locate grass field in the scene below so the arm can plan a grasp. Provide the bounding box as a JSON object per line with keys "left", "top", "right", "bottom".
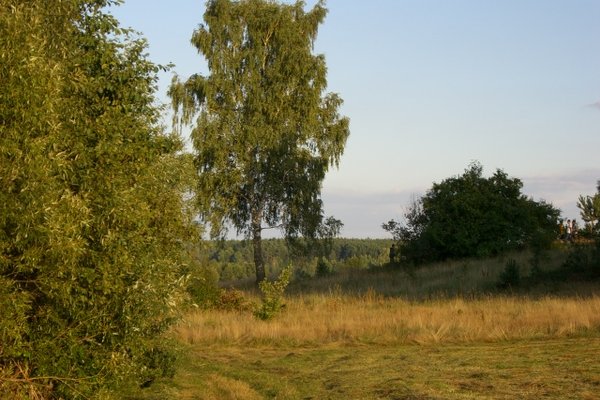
{"left": 126, "top": 250, "right": 600, "bottom": 399}
{"left": 130, "top": 337, "right": 600, "bottom": 399}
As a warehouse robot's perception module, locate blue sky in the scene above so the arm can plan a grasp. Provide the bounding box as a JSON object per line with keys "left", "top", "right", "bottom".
{"left": 110, "top": 0, "right": 600, "bottom": 238}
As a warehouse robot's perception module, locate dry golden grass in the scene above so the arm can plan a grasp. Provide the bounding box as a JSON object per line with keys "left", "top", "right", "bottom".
{"left": 132, "top": 249, "right": 600, "bottom": 400}
{"left": 174, "top": 292, "right": 600, "bottom": 346}
{"left": 202, "top": 374, "right": 263, "bottom": 400}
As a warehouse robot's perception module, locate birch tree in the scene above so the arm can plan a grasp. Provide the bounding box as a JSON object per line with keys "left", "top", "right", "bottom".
{"left": 170, "top": 0, "right": 349, "bottom": 283}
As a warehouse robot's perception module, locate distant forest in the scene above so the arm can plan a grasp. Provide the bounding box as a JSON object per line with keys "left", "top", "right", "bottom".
{"left": 191, "top": 238, "right": 394, "bottom": 282}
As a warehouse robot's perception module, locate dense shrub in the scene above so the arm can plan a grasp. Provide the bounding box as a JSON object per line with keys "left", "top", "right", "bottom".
{"left": 186, "top": 264, "right": 221, "bottom": 307}
{"left": 561, "top": 241, "right": 600, "bottom": 279}
{"left": 316, "top": 257, "right": 335, "bottom": 277}
{"left": 384, "top": 162, "right": 560, "bottom": 264}
{"left": 0, "top": 1, "right": 196, "bottom": 397}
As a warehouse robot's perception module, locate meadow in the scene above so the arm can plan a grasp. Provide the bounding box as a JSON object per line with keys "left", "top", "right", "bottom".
{"left": 126, "top": 248, "right": 600, "bottom": 399}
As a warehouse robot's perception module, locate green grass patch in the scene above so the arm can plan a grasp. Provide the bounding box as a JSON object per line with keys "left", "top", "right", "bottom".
{"left": 126, "top": 336, "right": 600, "bottom": 399}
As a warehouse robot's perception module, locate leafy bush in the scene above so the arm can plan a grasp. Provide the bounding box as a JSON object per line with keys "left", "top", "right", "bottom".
{"left": 295, "top": 266, "right": 316, "bottom": 280}
{"left": 316, "top": 257, "right": 334, "bottom": 277}
{"left": 137, "top": 341, "right": 179, "bottom": 389}
{"left": 0, "top": 2, "right": 196, "bottom": 397}
{"left": 186, "top": 264, "right": 221, "bottom": 307}
{"left": 498, "top": 259, "right": 521, "bottom": 289}
{"left": 561, "top": 241, "right": 600, "bottom": 279}
{"left": 384, "top": 162, "right": 560, "bottom": 264}
{"left": 254, "top": 266, "right": 293, "bottom": 320}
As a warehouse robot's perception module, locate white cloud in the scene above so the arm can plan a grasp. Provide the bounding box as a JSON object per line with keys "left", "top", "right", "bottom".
{"left": 522, "top": 168, "right": 600, "bottom": 220}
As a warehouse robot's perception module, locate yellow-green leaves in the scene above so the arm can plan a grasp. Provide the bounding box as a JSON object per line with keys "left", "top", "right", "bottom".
{"left": 1, "top": 0, "right": 197, "bottom": 397}
{"left": 171, "top": 0, "right": 349, "bottom": 283}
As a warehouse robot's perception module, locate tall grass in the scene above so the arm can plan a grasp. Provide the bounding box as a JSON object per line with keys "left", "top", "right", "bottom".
{"left": 287, "top": 249, "right": 569, "bottom": 299}
{"left": 175, "top": 293, "right": 600, "bottom": 346}
{"left": 175, "top": 248, "right": 599, "bottom": 346}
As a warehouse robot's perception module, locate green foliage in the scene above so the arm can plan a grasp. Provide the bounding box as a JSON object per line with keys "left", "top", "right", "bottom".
{"left": 316, "top": 216, "right": 344, "bottom": 258}
{"left": 497, "top": 259, "right": 521, "bottom": 289}
{"left": 577, "top": 180, "right": 600, "bottom": 237}
{"left": 201, "top": 238, "right": 391, "bottom": 282}
{"left": 254, "top": 266, "right": 293, "bottom": 320}
{"left": 316, "top": 257, "right": 335, "bottom": 277}
{"left": 186, "top": 263, "right": 221, "bottom": 308}
{"left": 560, "top": 241, "right": 600, "bottom": 279}
{"left": 528, "top": 251, "right": 544, "bottom": 280}
{"left": 384, "top": 162, "right": 560, "bottom": 264}
{"left": 170, "top": 0, "right": 349, "bottom": 283}
{"left": 1, "top": 1, "right": 196, "bottom": 397}
{"left": 137, "top": 340, "right": 179, "bottom": 389}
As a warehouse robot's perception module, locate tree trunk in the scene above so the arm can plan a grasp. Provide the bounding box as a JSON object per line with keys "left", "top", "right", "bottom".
{"left": 252, "top": 212, "right": 266, "bottom": 284}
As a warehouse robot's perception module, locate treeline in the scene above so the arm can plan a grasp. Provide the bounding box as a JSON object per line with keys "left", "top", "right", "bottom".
{"left": 192, "top": 238, "right": 393, "bottom": 282}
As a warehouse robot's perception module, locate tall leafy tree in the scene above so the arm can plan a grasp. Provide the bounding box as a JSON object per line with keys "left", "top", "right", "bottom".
{"left": 1, "top": 1, "right": 196, "bottom": 398}
{"left": 577, "top": 180, "right": 600, "bottom": 235}
{"left": 383, "top": 163, "right": 560, "bottom": 263}
{"left": 170, "top": 0, "right": 349, "bottom": 283}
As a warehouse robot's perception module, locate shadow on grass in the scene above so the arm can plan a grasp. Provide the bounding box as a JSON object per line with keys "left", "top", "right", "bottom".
{"left": 284, "top": 247, "right": 600, "bottom": 301}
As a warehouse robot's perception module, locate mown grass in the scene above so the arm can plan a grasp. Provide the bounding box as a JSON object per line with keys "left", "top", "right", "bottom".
{"left": 127, "top": 336, "right": 600, "bottom": 399}
{"left": 125, "top": 248, "right": 600, "bottom": 399}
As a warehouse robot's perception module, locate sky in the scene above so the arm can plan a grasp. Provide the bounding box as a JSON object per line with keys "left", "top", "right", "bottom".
{"left": 110, "top": 0, "right": 600, "bottom": 238}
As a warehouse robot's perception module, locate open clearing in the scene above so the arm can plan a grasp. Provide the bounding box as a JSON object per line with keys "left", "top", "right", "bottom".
{"left": 129, "top": 336, "right": 600, "bottom": 399}
{"left": 128, "top": 293, "right": 600, "bottom": 399}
